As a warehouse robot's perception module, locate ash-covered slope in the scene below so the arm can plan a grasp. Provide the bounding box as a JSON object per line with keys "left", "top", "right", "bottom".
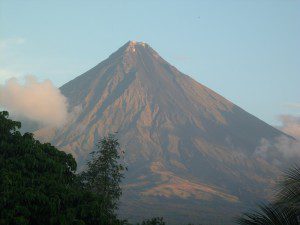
{"left": 35, "top": 41, "right": 289, "bottom": 224}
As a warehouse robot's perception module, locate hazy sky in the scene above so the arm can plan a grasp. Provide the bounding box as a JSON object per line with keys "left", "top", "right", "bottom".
{"left": 0, "top": 0, "right": 299, "bottom": 126}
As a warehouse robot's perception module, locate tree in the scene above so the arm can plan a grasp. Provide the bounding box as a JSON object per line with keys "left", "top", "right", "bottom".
{"left": 80, "top": 134, "right": 127, "bottom": 219}
{"left": 137, "top": 217, "right": 166, "bottom": 225}
{"left": 277, "top": 166, "right": 300, "bottom": 212}
{"left": 0, "top": 111, "right": 110, "bottom": 225}
{"left": 236, "top": 166, "right": 300, "bottom": 225}
{"left": 236, "top": 203, "right": 298, "bottom": 225}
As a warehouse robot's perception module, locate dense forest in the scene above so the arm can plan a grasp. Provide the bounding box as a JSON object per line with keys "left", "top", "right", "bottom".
{"left": 0, "top": 111, "right": 299, "bottom": 225}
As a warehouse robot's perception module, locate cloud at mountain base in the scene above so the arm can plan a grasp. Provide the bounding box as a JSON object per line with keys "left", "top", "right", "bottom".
{"left": 278, "top": 115, "right": 300, "bottom": 139}
{"left": 276, "top": 115, "right": 300, "bottom": 158}
{"left": 254, "top": 115, "right": 300, "bottom": 159}
{"left": 0, "top": 75, "right": 68, "bottom": 127}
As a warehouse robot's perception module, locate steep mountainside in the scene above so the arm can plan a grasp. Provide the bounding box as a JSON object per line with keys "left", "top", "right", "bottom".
{"left": 35, "top": 41, "right": 290, "bottom": 224}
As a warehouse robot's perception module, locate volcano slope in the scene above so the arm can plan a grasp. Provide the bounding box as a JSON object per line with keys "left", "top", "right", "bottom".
{"left": 35, "top": 41, "right": 292, "bottom": 224}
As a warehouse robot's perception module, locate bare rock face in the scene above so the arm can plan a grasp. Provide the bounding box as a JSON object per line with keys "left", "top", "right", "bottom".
{"left": 35, "top": 41, "right": 290, "bottom": 224}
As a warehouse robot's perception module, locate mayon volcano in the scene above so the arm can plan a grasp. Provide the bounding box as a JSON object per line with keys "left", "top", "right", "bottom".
{"left": 36, "top": 41, "right": 291, "bottom": 224}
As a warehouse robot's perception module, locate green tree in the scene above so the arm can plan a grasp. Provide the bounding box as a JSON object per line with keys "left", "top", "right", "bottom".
{"left": 236, "top": 166, "right": 300, "bottom": 225}
{"left": 0, "top": 111, "right": 112, "bottom": 225}
{"left": 137, "top": 217, "right": 166, "bottom": 225}
{"left": 80, "top": 134, "right": 127, "bottom": 220}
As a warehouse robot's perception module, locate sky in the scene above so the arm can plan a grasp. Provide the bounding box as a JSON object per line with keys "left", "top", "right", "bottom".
{"left": 0, "top": 0, "right": 299, "bottom": 126}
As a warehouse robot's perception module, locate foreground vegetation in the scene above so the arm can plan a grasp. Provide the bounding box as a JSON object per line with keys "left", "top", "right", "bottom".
{"left": 0, "top": 111, "right": 118, "bottom": 224}
{"left": 0, "top": 111, "right": 299, "bottom": 225}
{"left": 236, "top": 166, "right": 300, "bottom": 225}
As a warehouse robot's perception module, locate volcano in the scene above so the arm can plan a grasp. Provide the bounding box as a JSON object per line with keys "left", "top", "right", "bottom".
{"left": 35, "top": 41, "right": 290, "bottom": 224}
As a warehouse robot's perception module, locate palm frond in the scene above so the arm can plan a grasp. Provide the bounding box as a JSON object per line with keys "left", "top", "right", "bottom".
{"left": 235, "top": 203, "right": 298, "bottom": 225}
{"left": 276, "top": 165, "right": 300, "bottom": 210}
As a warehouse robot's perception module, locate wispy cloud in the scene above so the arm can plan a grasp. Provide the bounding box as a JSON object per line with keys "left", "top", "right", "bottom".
{"left": 278, "top": 115, "right": 300, "bottom": 140}
{"left": 255, "top": 114, "right": 300, "bottom": 159}
{"left": 275, "top": 115, "right": 300, "bottom": 158}
{"left": 172, "top": 55, "right": 192, "bottom": 61}
{"left": 0, "top": 75, "right": 69, "bottom": 127}
{"left": 284, "top": 102, "right": 300, "bottom": 109}
{"left": 0, "top": 69, "right": 23, "bottom": 84}
{"left": 0, "top": 37, "right": 25, "bottom": 49}
{"left": 0, "top": 37, "right": 26, "bottom": 83}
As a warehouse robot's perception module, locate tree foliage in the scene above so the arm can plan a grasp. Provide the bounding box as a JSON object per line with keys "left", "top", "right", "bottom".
{"left": 0, "top": 111, "right": 113, "bottom": 225}
{"left": 80, "top": 134, "right": 127, "bottom": 219}
{"left": 137, "top": 217, "right": 166, "bottom": 225}
{"left": 277, "top": 166, "right": 300, "bottom": 212}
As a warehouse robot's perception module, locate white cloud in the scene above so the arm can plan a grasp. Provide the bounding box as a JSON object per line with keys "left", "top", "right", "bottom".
{"left": 254, "top": 115, "right": 300, "bottom": 159}
{"left": 274, "top": 135, "right": 300, "bottom": 158}
{"left": 0, "top": 75, "right": 69, "bottom": 127}
{"left": 275, "top": 115, "right": 300, "bottom": 158}
{"left": 278, "top": 115, "right": 300, "bottom": 139}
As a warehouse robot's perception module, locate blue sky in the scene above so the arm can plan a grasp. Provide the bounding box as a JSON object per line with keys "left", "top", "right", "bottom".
{"left": 0, "top": 0, "right": 299, "bottom": 126}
